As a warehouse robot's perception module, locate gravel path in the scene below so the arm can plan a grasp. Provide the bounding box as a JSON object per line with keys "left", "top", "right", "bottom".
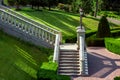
{"left": 72, "top": 47, "right": 120, "bottom": 80}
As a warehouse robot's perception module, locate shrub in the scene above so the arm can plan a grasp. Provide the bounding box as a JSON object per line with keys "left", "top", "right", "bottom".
{"left": 37, "top": 62, "right": 70, "bottom": 80}
{"left": 65, "top": 36, "right": 77, "bottom": 43}
{"left": 86, "top": 37, "right": 105, "bottom": 47}
{"left": 85, "top": 30, "right": 96, "bottom": 38}
{"left": 105, "top": 38, "right": 120, "bottom": 55}
{"left": 57, "top": 3, "right": 71, "bottom": 12}
{"left": 114, "top": 76, "right": 120, "bottom": 80}
{"left": 97, "top": 16, "right": 111, "bottom": 38}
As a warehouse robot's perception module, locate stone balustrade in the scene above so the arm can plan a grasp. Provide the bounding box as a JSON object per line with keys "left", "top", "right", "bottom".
{"left": 0, "top": 9, "right": 57, "bottom": 45}
{"left": 0, "top": 5, "right": 60, "bottom": 35}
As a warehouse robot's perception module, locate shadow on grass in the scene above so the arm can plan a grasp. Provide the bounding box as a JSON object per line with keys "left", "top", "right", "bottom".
{"left": 19, "top": 9, "right": 79, "bottom": 37}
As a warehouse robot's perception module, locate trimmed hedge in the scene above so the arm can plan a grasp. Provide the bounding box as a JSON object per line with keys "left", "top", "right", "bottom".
{"left": 37, "top": 62, "right": 70, "bottom": 80}
{"left": 86, "top": 37, "right": 105, "bottom": 46}
{"left": 114, "top": 77, "right": 120, "bottom": 80}
{"left": 105, "top": 38, "right": 120, "bottom": 55}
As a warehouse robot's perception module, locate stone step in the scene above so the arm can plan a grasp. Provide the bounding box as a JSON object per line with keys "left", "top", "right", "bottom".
{"left": 60, "top": 59, "right": 79, "bottom": 62}
{"left": 60, "top": 49, "right": 78, "bottom": 52}
{"left": 60, "top": 55, "right": 79, "bottom": 58}
{"left": 59, "top": 58, "right": 79, "bottom": 61}
{"left": 59, "top": 66, "right": 80, "bottom": 70}
{"left": 60, "top": 52, "right": 79, "bottom": 55}
{"left": 59, "top": 60, "right": 79, "bottom": 63}
{"left": 59, "top": 69, "right": 80, "bottom": 73}
{"left": 59, "top": 64, "right": 80, "bottom": 67}
{"left": 59, "top": 73, "right": 80, "bottom": 76}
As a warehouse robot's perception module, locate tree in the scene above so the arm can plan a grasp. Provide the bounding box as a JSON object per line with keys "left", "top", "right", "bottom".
{"left": 7, "top": 0, "right": 27, "bottom": 10}
{"left": 71, "top": 0, "right": 93, "bottom": 13}
{"left": 97, "top": 16, "right": 111, "bottom": 38}
{"left": 47, "top": 0, "right": 58, "bottom": 10}
{"left": 94, "top": 0, "right": 98, "bottom": 17}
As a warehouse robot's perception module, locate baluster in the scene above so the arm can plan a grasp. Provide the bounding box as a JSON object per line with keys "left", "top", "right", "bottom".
{"left": 25, "top": 23, "right": 28, "bottom": 33}
{"left": 13, "top": 18, "right": 16, "bottom": 26}
{"left": 8, "top": 14, "right": 11, "bottom": 24}
{"left": 38, "top": 28, "right": 41, "bottom": 38}
{"left": 6, "top": 13, "right": 8, "bottom": 23}
{"left": 48, "top": 32, "right": 51, "bottom": 43}
{"left": 42, "top": 30, "right": 45, "bottom": 40}
{"left": 22, "top": 22, "right": 25, "bottom": 31}
{"left": 31, "top": 26, "right": 34, "bottom": 35}
{"left": 1, "top": 12, "right": 3, "bottom": 20}
{"left": 15, "top": 19, "right": 18, "bottom": 28}
{"left": 9, "top": 15, "right": 12, "bottom": 24}
{"left": 28, "top": 25, "right": 31, "bottom": 35}
{"left": 28, "top": 24, "right": 31, "bottom": 35}
{"left": 3, "top": 13, "right": 6, "bottom": 22}
{"left": 19, "top": 21, "right": 22, "bottom": 30}
{"left": 35, "top": 27, "right": 37, "bottom": 37}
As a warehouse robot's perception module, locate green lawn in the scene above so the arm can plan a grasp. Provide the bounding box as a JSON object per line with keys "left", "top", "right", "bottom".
{"left": 0, "top": 30, "right": 68, "bottom": 80}
{"left": 16, "top": 8, "right": 120, "bottom": 41}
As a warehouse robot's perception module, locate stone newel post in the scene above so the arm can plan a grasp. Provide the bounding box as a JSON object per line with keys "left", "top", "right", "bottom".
{"left": 77, "top": 26, "right": 85, "bottom": 74}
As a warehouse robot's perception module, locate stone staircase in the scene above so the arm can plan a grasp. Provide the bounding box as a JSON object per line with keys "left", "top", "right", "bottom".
{"left": 0, "top": 3, "right": 88, "bottom": 76}
{"left": 58, "top": 49, "right": 80, "bottom": 76}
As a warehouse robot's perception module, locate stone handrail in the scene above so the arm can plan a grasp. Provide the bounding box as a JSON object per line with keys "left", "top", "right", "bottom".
{"left": 53, "top": 34, "right": 60, "bottom": 62}
{"left": 0, "top": 9, "right": 56, "bottom": 45}
{"left": 0, "top": 5, "right": 61, "bottom": 35}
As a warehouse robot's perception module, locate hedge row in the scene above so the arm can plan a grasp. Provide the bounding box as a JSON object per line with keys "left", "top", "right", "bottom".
{"left": 114, "top": 76, "right": 120, "bottom": 80}
{"left": 37, "top": 62, "right": 70, "bottom": 80}
{"left": 105, "top": 38, "right": 120, "bottom": 55}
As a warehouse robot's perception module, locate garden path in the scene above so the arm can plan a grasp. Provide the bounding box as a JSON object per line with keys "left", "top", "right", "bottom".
{"left": 97, "top": 16, "right": 120, "bottom": 25}
{"left": 72, "top": 47, "right": 120, "bottom": 80}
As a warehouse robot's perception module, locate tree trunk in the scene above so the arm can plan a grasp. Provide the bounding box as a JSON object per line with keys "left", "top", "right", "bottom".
{"left": 16, "top": 4, "right": 20, "bottom": 10}
{"left": 94, "top": 0, "right": 98, "bottom": 17}
{"left": 48, "top": 3, "right": 51, "bottom": 10}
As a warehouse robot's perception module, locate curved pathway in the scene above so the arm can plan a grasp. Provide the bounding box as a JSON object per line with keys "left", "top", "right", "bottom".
{"left": 72, "top": 47, "right": 120, "bottom": 80}
{"left": 96, "top": 16, "right": 120, "bottom": 25}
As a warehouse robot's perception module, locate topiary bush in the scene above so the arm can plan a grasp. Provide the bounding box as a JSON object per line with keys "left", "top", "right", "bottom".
{"left": 97, "top": 16, "right": 111, "bottom": 38}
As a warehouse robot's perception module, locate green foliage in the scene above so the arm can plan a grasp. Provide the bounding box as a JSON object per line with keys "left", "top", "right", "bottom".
{"left": 37, "top": 62, "right": 70, "bottom": 80}
{"left": 3, "top": 0, "right": 9, "bottom": 6}
{"left": 58, "top": 3, "right": 71, "bottom": 12}
{"left": 114, "top": 76, "right": 120, "bottom": 80}
{"left": 86, "top": 34, "right": 105, "bottom": 46}
{"left": 105, "top": 38, "right": 120, "bottom": 55}
{"left": 71, "top": 0, "right": 93, "bottom": 13}
{"left": 97, "top": 16, "right": 111, "bottom": 38}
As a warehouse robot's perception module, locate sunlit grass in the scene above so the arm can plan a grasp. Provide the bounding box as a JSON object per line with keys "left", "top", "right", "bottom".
{"left": 0, "top": 31, "right": 54, "bottom": 80}
{"left": 17, "top": 8, "right": 120, "bottom": 41}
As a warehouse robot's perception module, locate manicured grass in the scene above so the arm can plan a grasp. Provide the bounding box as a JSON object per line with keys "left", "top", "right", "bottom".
{"left": 0, "top": 30, "right": 70, "bottom": 80}
{"left": 98, "top": 11, "right": 120, "bottom": 20}
{"left": 16, "top": 8, "right": 120, "bottom": 41}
